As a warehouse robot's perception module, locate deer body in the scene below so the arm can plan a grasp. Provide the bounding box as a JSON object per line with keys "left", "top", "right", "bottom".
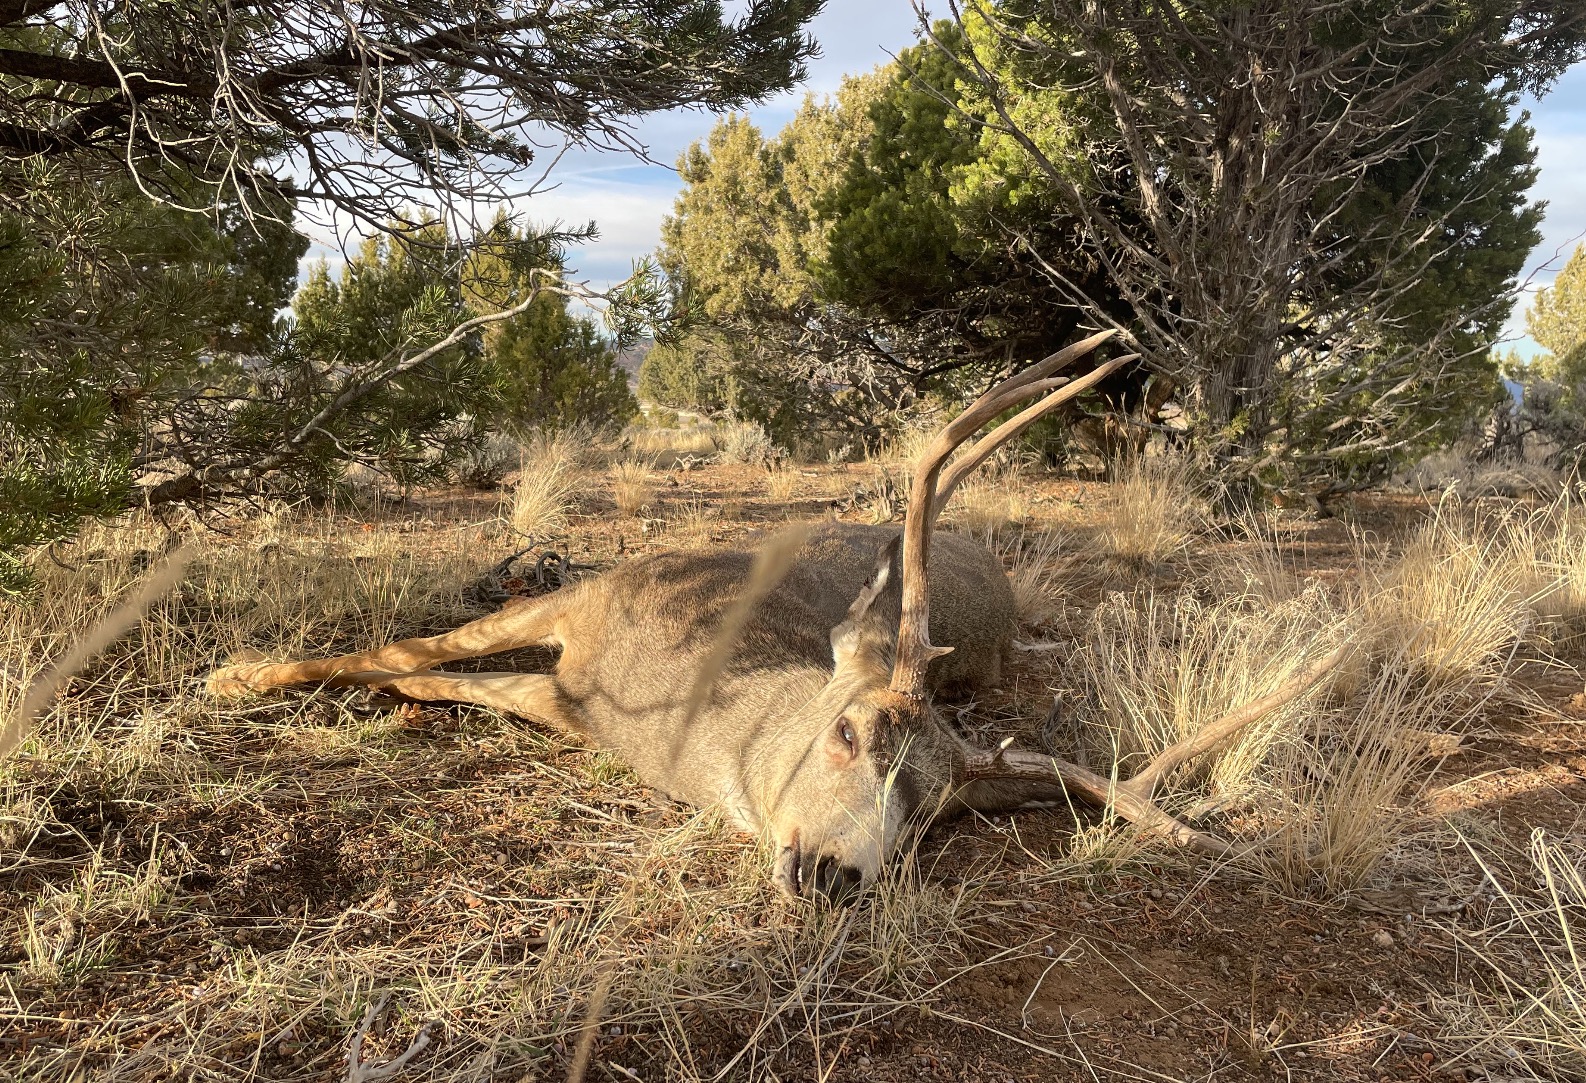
{"left": 211, "top": 331, "right": 1328, "bottom": 899}
{"left": 211, "top": 523, "right": 1018, "bottom": 896}
{"left": 535, "top": 523, "right": 1013, "bottom": 813}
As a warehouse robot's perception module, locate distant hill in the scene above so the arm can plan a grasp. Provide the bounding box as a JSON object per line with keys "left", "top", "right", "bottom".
{"left": 614, "top": 337, "right": 653, "bottom": 388}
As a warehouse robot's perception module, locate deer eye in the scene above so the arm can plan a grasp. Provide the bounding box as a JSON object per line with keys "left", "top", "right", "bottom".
{"left": 836, "top": 719, "right": 857, "bottom": 755}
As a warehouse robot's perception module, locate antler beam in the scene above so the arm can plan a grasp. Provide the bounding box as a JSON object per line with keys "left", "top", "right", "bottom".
{"left": 890, "top": 329, "right": 1123, "bottom": 700}
{"left": 961, "top": 645, "right": 1348, "bottom": 854}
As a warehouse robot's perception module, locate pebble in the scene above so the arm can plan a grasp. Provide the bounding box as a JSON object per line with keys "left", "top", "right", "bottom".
{"left": 1020, "top": 901, "right": 1037, "bottom": 913}
{"left": 1373, "top": 929, "right": 1395, "bottom": 948}
{"left": 1149, "top": 887, "right": 1164, "bottom": 900}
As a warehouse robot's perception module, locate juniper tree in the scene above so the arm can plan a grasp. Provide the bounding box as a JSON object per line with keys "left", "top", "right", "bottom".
{"left": 933, "top": 0, "right": 1578, "bottom": 493}
{"left": 0, "top": 1, "right": 821, "bottom": 588}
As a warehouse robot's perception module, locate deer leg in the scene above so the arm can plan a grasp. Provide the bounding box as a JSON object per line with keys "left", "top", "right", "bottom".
{"left": 206, "top": 592, "right": 571, "bottom": 697}
{"left": 339, "top": 670, "right": 579, "bottom": 730}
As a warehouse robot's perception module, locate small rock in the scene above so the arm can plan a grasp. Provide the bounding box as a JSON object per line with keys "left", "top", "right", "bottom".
{"left": 1043, "top": 944, "right": 1056, "bottom": 957}
{"left": 1149, "top": 887, "right": 1164, "bottom": 900}
{"left": 1373, "top": 930, "right": 1395, "bottom": 948}
{"left": 1020, "top": 900, "right": 1037, "bottom": 913}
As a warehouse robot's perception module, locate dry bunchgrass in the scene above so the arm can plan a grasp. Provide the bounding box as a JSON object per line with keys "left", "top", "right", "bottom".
{"left": 1257, "top": 660, "right": 1479, "bottom": 896}
{"left": 505, "top": 437, "right": 587, "bottom": 539}
{"left": 873, "top": 421, "right": 938, "bottom": 473}
{"left": 1211, "top": 509, "right": 1310, "bottom": 605}
{"left": 1096, "top": 454, "right": 1207, "bottom": 572}
{"left": 763, "top": 464, "right": 799, "bottom": 501}
{"left": 609, "top": 459, "right": 654, "bottom": 518}
{"left": 946, "top": 472, "right": 1030, "bottom": 539}
{"left": 1357, "top": 502, "right": 1533, "bottom": 685}
{"left": 668, "top": 493, "right": 714, "bottom": 543}
{"left": 1508, "top": 486, "right": 1586, "bottom": 651}
{"left": 1072, "top": 585, "right": 1347, "bottom": 801}
{"left": 1001, "top": 529, "right": 1069, "bottom": 630}
{"left": 1430, "top": 829, "right": 1586, "bottom": 1080}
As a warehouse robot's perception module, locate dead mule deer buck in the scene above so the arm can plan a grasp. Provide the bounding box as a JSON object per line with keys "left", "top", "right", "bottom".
{"left": 208, "top": 331, "right": 1340, "bottom": 899}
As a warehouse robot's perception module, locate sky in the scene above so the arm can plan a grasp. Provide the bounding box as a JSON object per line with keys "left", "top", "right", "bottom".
{"left": 303, "top": 2, "right": 1586, "bottom": 355}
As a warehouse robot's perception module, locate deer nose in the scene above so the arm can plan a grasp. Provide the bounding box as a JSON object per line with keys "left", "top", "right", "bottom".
{"left": 812, "top": 855, "right": 862, "bottom": 904}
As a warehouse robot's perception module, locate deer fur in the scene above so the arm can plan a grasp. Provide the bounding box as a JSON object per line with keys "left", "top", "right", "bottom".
{"left": 210, "top": 331, "right": 1338, "bottom": 899}
{"left": 209, "top": 522, "right": 1041, "bottom": 898}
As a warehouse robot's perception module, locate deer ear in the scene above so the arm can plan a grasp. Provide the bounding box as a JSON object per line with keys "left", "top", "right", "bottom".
{"left": 830, "top": 536, "right": 904, "bottom": 668}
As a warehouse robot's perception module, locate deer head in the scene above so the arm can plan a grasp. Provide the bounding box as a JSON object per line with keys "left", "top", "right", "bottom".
{"left": 756, "top": 330, "right": 1345, "bottom": 901}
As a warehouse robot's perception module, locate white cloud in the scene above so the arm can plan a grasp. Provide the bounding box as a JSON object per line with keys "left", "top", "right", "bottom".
{"left": 1502, "top": 92, "right": 1586, "bottom": 354}
{"left": 282, "top": 4, "right": 1584, "bottom": 365}
{"left": 514, "top": 174, "right": 678, "bottom": 289}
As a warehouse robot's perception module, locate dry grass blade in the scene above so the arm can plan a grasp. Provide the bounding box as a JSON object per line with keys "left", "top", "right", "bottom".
{"left": 506, "top": 456, "right": 584, "bottom": 539}
{"left": 1097, "top": 454, "right": 1206, "bottom": 572}
{"left": 1001, "top": 529, "right": 1068, "bottom": 630}
{"left": 1359, "top": 502, "right": 1531, "bottom": 684}
{"left": 1075, "top": 587, "right": 1345, "bottom": 797}
{"left": 1212, "top": 508, "right": 1308, "bottom": 604}
{"left": 946, "top": 473, "right": 1028, "bottom": 539}
{"left": 1507, "top": 485, "right": 1586, "bottom": 649}
{"left": 1432, "top": 829, "right": 1586, "bottom": 1078}
{"left": 610, "top": 459, "right": 654, "bottom": 518}
{"left": 4, "top": 547, "right": 193, "bottom": 759}
{"left": 764, "top": 465, "right": 799, "bottom": 501}
{"left": 679, "top": 524, "right": 814, "bottom": 730}
{"left": 1260, "top": 660, "right": 1479, "bottom": 895}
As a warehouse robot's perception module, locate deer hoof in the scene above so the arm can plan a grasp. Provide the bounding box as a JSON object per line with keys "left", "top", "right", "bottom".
{"left": 205, "top": 660, "right": 274, "bottom": 698}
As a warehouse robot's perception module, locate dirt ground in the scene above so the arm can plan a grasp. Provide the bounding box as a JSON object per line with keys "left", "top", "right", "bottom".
{"left": 3, "top": 458, "right": 1583, "bottom": 1082}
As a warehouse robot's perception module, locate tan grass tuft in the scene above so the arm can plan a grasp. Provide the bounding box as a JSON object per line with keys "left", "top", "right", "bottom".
{"left": 763, "top": 464, "right": 799, "bottom": 501}
{"left": 1097, "top": 454, "right": 1207, "bottom": 571}
{"left": 1508, "top": 486, "right": 1586, "bottom": 650}
{"left": 609, "top": 459, "right": 654, "bottom": 518}
{"left": 668, "top": 493, "right": 714, "bottom": 542}
{"left": 1431, "top": 829, "right": 1586, "bottom": 1078}
{"left": 1358, "top": 502, "right": 1532, "bottom": 684}
{"left": 624, "top": 423, "right": 719, "bottom": 468}
{"left": 1212, "top": 509, "right": 1309, "bottom": 604}
{"left": 1001, "top": 529, "right": 1069, "bottom": 630}
{"left": 1073, "top": 585, "right": 1345, "bottom": 799}
{"left": 504, "top": 439, "right": 586, "bottom": 539}
{"left": 947, "top": 472, "right": 1030, "bottom": 539}
{"left": 1258, "top": 661, "right": 1477, "bottom": 895}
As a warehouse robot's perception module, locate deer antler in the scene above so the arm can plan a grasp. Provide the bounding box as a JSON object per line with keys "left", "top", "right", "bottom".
{"left": 961, "top": 644, "right": 1348, "bottom": 854}
{"left": 890, "top": 329, "right": 1129, "bottom": 700}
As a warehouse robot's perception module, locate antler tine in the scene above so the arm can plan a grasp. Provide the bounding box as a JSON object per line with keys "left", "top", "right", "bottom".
{"left": 888, "top": 330, "right": 1118, "bottom": 702}
{"left": 960, "top": 644, "right": 1348, "bottom": 854}
{"left": 985, "top": 328, "right": 1119, "bottom": 404}
{"left": 1115, "top": 644, "right": 1348, "bottom": 803}
{"left": 935, "top": 353, "right": 1139, "bottom": 513}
